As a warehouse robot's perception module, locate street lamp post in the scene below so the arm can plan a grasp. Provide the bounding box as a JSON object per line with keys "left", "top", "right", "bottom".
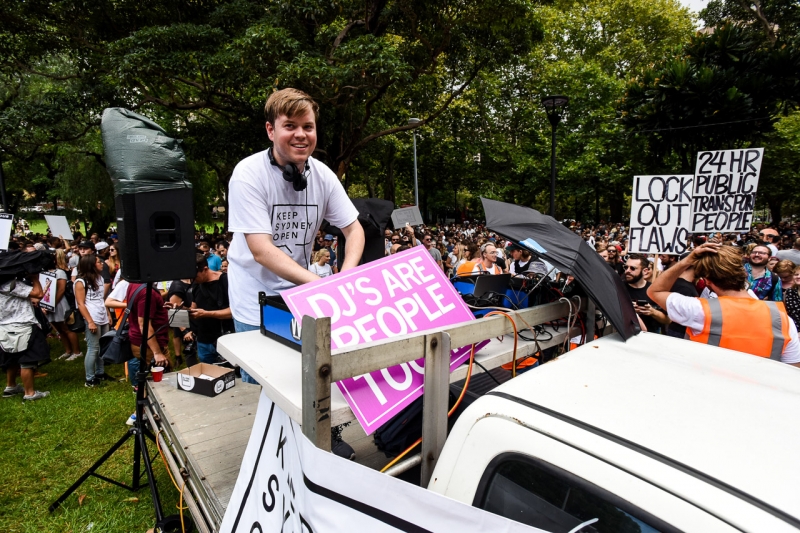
{"left": 408, "top": 118, "right": 420, "bottom": 207}
{"left": 541, "top": 95, "right": 569, "bottom": 218}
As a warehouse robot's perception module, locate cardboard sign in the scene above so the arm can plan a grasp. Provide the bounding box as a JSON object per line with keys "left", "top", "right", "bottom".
{"left": 220, "top": 393, "right": 546, "bottom": 533}
{"left": 44, "top": 215, "right": 74, "bottom": 240}
{"left": 628, "top": 175, "right": 693, "bottom": 255}
{"left": 691, "top": 148, "right": 763, "bottom": 233}
{"left": 282, "top": 247, "right": 481, "bottom": 434}
{"left": 38, "top": 271, "right": 58, "bottom": 312}
{"left": 391, "top": 206, "right": 423, "bottom": 228}
{"left": 0, "top": 213, "right": 12, "bottom": 251}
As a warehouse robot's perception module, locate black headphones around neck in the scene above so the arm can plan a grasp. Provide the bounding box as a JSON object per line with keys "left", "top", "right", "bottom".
{"left": 268, "top": 147, "right": 309, "bottom": 191}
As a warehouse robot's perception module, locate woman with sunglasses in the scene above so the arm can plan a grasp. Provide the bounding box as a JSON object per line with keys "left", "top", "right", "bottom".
{"left": 105, "top": 245, "right": 120, "bottom": 277}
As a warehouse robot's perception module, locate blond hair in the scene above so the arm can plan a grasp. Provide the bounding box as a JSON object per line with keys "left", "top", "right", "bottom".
{"left": 54, "top": 249, "right": 68, "bottom": 270}
{"left": 694, "top": 245, "right": 747, "bottom": 291}
{"left": 264, "top": 88, "right": 319, "bottom": 124}
{"left": 313, "top": 249, "right": 330, "bottom": 264}
{"left": 774, "top": 259, "right": 796, "bottom": 276}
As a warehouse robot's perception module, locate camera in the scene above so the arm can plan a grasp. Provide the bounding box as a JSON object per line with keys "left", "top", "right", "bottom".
{"left": 183, "top": 339, "right": 196, "bottom": 355}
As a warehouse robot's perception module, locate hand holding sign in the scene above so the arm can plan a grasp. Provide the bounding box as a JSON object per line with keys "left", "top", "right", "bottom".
{"left": 282, "top": 247, "right": 481, "bottom": 434}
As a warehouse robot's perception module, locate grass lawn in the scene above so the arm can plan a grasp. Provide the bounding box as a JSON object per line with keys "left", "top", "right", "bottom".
{"left": 0, "top": 334, "right": 183, "bottom": 533}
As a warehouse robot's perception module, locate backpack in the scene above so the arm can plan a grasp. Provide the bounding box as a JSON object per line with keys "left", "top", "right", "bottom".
{"left": 63, "top": 270, "right": 76, "bottom": 310}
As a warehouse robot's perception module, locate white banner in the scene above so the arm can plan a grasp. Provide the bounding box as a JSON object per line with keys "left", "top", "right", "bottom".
{"left": 44, "top": 214, "right": 74, "bottom": 241}
{"left": 220, "top": 392, "right": 546, "bottom": 533}
{"left": 628, "top": 175, "right": 693, "bottom": 255}
{"left": 0, "top": 213, "right": 12, "bottom": 251}
{"left": 391, "top": 206, "right": 423, "bottom": 228}
{"left": 691, "top": 148, "right": 763, "bottom": 233}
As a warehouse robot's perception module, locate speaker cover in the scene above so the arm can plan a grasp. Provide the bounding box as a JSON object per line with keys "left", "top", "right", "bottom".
{"left": 115, "top": 189, "right": 196, "bottom": 283}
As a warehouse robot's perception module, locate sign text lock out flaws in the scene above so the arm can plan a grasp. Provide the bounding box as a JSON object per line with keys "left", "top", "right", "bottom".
{"left": 629, "top": 175, "right": 693, "bottom": 255}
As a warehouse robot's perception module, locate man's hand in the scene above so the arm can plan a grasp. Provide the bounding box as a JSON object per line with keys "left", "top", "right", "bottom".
{"left": 633, "top": 303, "right": 670, "bottom": 324}
{"left": 189, "top": 308, "right": 209, "bottom": 319}
{"left": 88, "top": 321, "right": 97, "bottom": 334}
{"left": 153, "top": 352, "right": 168, "bottom": 367}
{"left": 245, "top": 233, "right": 320, "bottom": 285}
{"left": 183, "top": 331, "right": 194, "bottom": 342}
{"left": 685, "top": 242, "right": 721, "bottom": 265}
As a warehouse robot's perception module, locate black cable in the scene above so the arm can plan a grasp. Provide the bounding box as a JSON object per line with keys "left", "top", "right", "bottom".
{"left": 473, "top": 360, "right": 503, "bottom": 386}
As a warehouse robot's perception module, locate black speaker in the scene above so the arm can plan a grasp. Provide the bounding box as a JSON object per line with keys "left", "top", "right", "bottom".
{"left": 115, "top": 188, "right": 196, "bottom": 283}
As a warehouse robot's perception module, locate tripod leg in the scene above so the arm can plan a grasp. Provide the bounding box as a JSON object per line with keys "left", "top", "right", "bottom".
{"left": 137, "top": 425, "right": 165, "bottom": 523}
{"left": 49, "top": 431, "right": 133, "bottom": 512}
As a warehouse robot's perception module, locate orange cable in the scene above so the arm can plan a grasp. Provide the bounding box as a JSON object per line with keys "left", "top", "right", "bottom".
{"left": 380, "top": 343, "right": 477, "bottom": 474}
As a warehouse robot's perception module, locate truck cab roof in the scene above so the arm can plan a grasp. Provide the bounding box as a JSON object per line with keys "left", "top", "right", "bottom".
{"left": 432, "top": 332, "right": 800, "bottom": 532}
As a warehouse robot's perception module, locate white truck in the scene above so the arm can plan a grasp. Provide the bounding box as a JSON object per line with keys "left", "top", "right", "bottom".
{"left": 430, "top": 332, "right": 800, "bottom": 532}
{"left": 148, "top": 300, "right": 800, "bottom": 532}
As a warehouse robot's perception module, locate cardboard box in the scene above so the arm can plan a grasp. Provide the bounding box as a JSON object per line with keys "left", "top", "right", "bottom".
{"left": 176, "top": 363, "right": 235, "bottom": 397}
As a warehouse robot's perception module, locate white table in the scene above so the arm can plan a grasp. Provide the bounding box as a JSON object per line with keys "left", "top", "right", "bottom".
{"left": 217, "top": 324, "right": 578, "bottom": 427}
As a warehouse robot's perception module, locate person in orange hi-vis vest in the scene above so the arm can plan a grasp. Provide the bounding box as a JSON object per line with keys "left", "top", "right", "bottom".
{"left": 648, "top": 243, "right": 800, "bottom": 366}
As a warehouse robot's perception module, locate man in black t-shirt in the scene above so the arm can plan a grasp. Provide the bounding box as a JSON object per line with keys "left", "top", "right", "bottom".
{"left": 188, "top": 256, "right": 234, "bottom": 364}
{"left": 624, "top": 254, "right": 670, "bottom": 334}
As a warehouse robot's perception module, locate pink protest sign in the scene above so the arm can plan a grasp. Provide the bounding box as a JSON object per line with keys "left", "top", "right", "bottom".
{"left": 282, "top": 246, "right": 483, "bottom": 434}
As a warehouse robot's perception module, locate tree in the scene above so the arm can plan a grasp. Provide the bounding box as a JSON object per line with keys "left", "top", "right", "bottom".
{"left": 1, "top": 0, "right": 543, "bottom": 227}
{"left": 620, "top": 23, "right": 800, "bottom": 171}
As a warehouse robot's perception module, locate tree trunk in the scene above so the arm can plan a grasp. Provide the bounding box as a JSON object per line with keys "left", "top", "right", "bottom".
{"left": 383, "top": 145, "right": 396, "bottom": 205}
{"left": 767, "top": 195, "right": 783, "bottom": 224}
{"left": 609, "top": 183, "right": 624, "bottom": 222}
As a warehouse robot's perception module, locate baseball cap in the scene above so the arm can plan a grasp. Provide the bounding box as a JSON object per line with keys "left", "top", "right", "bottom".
{"left": 78, "top": 241, "right": 95, "bottom": 250}
{"left": 95, "top": 242, "right": 109, "bottom": 251}
{"left": 324, "top": 234, "right": 334, "bottom": 240}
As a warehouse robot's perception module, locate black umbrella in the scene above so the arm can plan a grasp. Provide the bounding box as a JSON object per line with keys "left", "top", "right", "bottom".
{"left": 481, "top": 198, "right": 640, "bottom": 340}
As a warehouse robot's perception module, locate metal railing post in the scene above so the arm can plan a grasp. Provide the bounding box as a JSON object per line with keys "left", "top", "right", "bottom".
{"left": 301, "top": 315, "right": 332, "bottom": 451}
{"left": 586, "top": 299, "right": 596, "bottom": 342}
{"left": 421, "top": 331, "right": 451, "bottom": 487}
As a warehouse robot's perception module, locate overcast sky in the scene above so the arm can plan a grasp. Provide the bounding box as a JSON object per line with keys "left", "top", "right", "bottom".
{"left": 680, "top": 0, "right": 709, "bottom": 15}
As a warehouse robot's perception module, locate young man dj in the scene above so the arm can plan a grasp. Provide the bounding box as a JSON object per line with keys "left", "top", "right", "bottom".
{"left": 227, "top": 88, "right": 365, "bottom": 384}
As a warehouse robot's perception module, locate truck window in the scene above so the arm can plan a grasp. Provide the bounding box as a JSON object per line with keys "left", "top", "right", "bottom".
{"left": 474, "top": 453, "right": 673, "bottom": 533}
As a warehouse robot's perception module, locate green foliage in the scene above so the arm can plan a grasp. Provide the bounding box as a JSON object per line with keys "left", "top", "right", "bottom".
{"left": 620, "top": 23, "right": 800, "bottom": 168}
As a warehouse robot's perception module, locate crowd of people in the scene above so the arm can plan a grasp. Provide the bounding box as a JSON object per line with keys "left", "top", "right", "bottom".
{"left": 376, "top": 218, "right": 800, "bottom": 365}
{"left": 4, "top": 215, "right": 800, "bottom": 403}
{"left": 1, "top": 227, "right": 235, "bottom": 403}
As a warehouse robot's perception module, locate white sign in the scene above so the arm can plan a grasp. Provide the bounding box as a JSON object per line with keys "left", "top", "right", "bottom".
{"left": 220, "top": 392, "right": 546, "bottom": 533}
{"left": 691, "top": 148, "right": 763, "bottom": 233}
{"left": 44, "top": 215, "right": 74, "bottom": 241}
{"left": 391, "top": 206, "right": 423, "bottom": 228}
{"left": 0, "top": 213, "right": 12, "bottom": 250}
{"left": 628, "top": 175, "right": 693, "bottom": 255}
{"left": 38, "top": 271, "right": 58, "bottom": 312}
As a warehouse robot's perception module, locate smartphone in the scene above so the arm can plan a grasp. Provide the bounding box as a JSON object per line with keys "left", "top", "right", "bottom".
{"left": 636, "top": 300, "right": 648, "bottom": 306}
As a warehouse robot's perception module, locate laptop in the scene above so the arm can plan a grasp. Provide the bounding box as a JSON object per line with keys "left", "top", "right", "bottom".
{"left": 473, "top": 273, "right": 512, "bottom": 298}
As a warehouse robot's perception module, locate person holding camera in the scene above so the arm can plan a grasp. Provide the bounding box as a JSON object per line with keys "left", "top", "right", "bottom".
{"left": 185, "top": 255, "right": 234, "bottom": 365}
{"left": 1, "top": 274, "right": 49, "bottom": 400}
{"left": 624, "top": 254, "right": 669, "bottom": 334}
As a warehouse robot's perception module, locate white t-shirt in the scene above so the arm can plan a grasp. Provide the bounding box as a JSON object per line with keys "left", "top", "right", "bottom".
{"left": 75, "top": 278, "right": 109, "bottom": 325}
{"left": 108, "top": 279, "right": 130, "bottom": 301}
{"left": 308, "top": 263, "right": 333, "bottom": 278}
{"left": 666, "top": 293, "right": 800, "bottom": 363}
{"left": 227, "top": 151, "right": 359, "bottom": 325}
